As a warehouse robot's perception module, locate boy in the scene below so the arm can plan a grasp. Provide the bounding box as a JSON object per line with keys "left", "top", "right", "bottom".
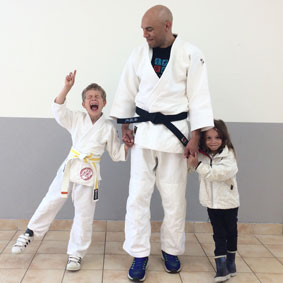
{"left": 12, "top": 70, "right": 128, "bottom": 271}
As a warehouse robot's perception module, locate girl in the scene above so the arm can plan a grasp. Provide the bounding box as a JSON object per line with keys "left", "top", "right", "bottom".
{"left": 188, "top": 119, "right": 239, "bottom": 282}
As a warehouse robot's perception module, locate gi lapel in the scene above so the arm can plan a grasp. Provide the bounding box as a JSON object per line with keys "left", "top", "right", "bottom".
{"left": 75, "top": 114, "right": 106, "bottom": 148}
{"left": 144, "top": 36, "right": 180, "bottom": 111}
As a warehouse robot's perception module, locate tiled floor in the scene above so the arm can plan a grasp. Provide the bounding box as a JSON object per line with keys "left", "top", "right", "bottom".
{"left": 0, "top": 221, "right": 283, "bottom": 283}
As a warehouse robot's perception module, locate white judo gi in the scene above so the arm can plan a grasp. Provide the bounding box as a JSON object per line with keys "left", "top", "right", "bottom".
{"left": 28, "top": 100, "right": 126, "bottom": 258}
{"left": 110, "top": 35, "right": 214, "bottom": 257}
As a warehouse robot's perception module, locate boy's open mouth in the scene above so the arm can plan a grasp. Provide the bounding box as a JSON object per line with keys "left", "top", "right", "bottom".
{"left": 90, "top": 104, "right": 98, "bottom": 111}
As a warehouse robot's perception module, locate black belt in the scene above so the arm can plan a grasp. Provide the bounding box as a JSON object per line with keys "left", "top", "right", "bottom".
{"left": 117, "top": 107, "right": 189, "bottom": 147}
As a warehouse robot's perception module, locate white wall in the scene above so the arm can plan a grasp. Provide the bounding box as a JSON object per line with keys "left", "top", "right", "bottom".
{"left": 0, "top": 0, "right": 282, "bottom": 123}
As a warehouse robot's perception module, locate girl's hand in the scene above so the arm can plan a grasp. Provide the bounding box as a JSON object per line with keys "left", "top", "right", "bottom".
{"left": 188, "top": 153, "right": 199, "bottom": 168}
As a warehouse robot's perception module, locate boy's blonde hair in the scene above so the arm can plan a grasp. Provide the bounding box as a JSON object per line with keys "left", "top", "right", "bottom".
{"left": 81, "top": 83, "right": 106, "bottom": 102}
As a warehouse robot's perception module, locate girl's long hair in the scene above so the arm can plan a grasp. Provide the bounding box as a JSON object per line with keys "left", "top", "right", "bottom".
{"left": 199, "top": 119, "right": 235, "bottom": 155}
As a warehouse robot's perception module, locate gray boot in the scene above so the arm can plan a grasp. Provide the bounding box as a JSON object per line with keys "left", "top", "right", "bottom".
{"left": 227, "top": 251, "right": 237, "bottom": 276}
{"left": 214, "top": 256, "right": 230, "bottom": 282}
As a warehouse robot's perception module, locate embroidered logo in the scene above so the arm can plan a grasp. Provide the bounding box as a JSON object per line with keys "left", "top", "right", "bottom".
{"left": 80, "top": 167, "right": 93, "bottom": 181}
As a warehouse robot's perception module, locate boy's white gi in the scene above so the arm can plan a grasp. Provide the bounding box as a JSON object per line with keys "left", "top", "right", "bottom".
{"left": 28, "top": 101, "right": 126, "bottom": 258}
{"left": 110, "top": 35, "right": 214, "bottom": 257}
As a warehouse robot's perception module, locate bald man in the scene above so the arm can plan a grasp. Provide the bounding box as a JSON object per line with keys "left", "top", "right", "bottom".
{"left": 110, "top": 5, "right": 213, "bottom": 281}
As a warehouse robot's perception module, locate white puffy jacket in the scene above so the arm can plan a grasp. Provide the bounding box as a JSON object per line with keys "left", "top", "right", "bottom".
{"left": 192, "top": 146, "right": 240, "bottom": 209}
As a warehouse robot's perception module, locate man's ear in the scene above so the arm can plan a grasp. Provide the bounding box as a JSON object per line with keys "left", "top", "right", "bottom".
{"left": 103, "top": 100, "right": 107, "bottom": 107}
{"left": 164, "top": 20, "right": 172, "bottom": 31}
{"left": 82, "top": 101, "right": 86, "bottom": 109}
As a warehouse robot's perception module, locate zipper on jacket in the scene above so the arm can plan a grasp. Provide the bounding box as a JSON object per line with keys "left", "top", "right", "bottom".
{"left": 210, "top": 155, "right": 214, "bottom": 207}
{"left": 209, "top": 154, "right": 213, "bottom": 167}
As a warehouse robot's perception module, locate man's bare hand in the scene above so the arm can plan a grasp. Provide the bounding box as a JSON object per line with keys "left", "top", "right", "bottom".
{"left": 122, "top": 124, "right": 134, "bottom": 147}
{"left": 184, "top": 138, "right": 199, "bottom": 158}
{"left": 184, "top": 129, "right": 200, "bottom": 158}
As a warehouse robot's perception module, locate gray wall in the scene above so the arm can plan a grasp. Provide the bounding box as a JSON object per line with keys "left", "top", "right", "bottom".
{"left": 0, "top": 118, "right": 282, "bottom": 224}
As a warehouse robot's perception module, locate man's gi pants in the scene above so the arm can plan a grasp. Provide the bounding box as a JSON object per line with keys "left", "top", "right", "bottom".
{"left": 28, "top": 168, "right": 96, "bottom": 258}
{"left": 123, "top": 146, "right": 188, "bottom": 257}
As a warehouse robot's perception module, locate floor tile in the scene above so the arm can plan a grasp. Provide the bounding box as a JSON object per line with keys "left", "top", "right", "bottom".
{"left": 81, "top": 254, "right": 104, "bottom": 270}
{"left": 256, "top": 273, "right": 283, "bottom": 283}
{"left": 106, "top": 232, "right": 124, "bottom": 242}
{"left": 44, "top": 231, "right": 70, "bottom": 241}
{"left": 243, "top": 257, "right": 283, "bottom": 273}
{"left": 1, "top": 219, "right": 282, "bottom": 283}
{"left": 17, "top": 219, "right": 29, "bottom": 230}
{"left": 232, "top": 256, "right": 253, "bottom": 273}
{"left": 104, "top": 254, "right": 132, "bottom": 270}
{"left": 4, "top": 240, "right": 41, "bottom": 254}
{"left": 105, "top": 241, "right": 126, "bottom": 255}
{"left": 185, "top": 233, "right": 199, "bottom": 244}
{"left": 0, "top": 240, "right": 9, "bottom": 253}
{"left": 238, "top": 234, "right": 261, "bottom": 245}
{"left": 265, "top": 245, "right": 283, "bottom": 258}
{"left": 195, "top": 233, "right": 214, "bottom": 244}
{"left": 106, "top": 221, "right": 124, "bottom": 232}
{"left": 93, "top": 220, "right": 107, "bottom": 232}
{"left": 256, "top": 235, "right": 283, "bottom": 245}
{"left": 0, "top": 220, "right": 17, "bottom": 230}
{"left": 0, "top": 253, "right": 34, "bottom": 268}
{"left": 194, "top": 222, "right": 213, "bottom": 233}
{"left": 238, "top": 244, "right": 273, "bottom": 258}
{"left": 185, "top": 222, "right": 194, "bottom": 233}
{"left": 86, "top": 242, "right": 105, "bottom": 254}
{"left": 148, "top": 255, "right": 165, "bottom": 271}
{"left": 238, "top": 223, "right": 254, "bottom": 234}
{"left": 228, "top": 273, "right": 260, "bottom": 282}
{"left": 183, "top": 242, "right": 206, "bottom": 256}
{"left": 0, "top": 268, "right": 26, "bottom": 283}
{"left": 37, "top": 240, "right": 68, "bottom": 254}
{"left": 180, "top": 271, "right": 215, "bottom": 282}
{"left": 253, "top": 224, "right": 282, "bottom": 235}
{"left": 91, "top": 232, "right": 106, "bottom": 242}
{"left": 150, "top": 242, "right": 161, "bottom": 255}
{"left": 179, "top": 256, "right": 214, "bottom": 272}
{"left": 145, "top": 270, "right": 182, "bottom": 282}
{"left": 103, "top": 270, "right": 131, "bottom": 283}
{"left": 150, "top": 232, "right": 161, "bottom": 243}
{"left": 49, "top": 220, "right": 73, "bottom": 230}
{"left": 22, "top": 269, "right": 65, "bottom": 283}
{"left": 200, "top": 243, "right": 215, "bottom": 257}
{"left": 0, "top": 231, "right": 17, "bottom": 241}
{"left": 29, "top": 253, "right": 67, "bottom": 269}
{"left": 151, "top": 222, "right": 162, "bottom": 232}
{"left": 62, "top": 269, "right": 102, "bottom": 283}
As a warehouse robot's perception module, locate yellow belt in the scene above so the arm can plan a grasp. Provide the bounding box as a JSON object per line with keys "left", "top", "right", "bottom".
{"left": 61, "top": 148, "right": 101, "bottom": 199}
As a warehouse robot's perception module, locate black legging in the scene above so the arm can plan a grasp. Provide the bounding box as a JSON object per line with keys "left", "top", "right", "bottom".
{"left": 207, "top": 207, "right": 238, "bottom": 256}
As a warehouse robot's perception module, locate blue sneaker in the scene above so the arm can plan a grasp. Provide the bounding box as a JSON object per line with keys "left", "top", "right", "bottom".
{"left": 128, "top": 257, "right": 148, "bottom": 282}
{"left": 161, "top": 250, "right": 181, "bottom": 273}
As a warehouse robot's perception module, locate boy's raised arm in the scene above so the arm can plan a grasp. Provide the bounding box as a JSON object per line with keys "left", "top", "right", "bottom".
{"left": 55, "top": 70, "right": 77, "bottom": 104}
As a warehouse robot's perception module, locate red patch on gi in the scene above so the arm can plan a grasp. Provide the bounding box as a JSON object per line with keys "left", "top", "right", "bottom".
{"left": 80, "top": 167, "right": 93, "bottom": 181}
